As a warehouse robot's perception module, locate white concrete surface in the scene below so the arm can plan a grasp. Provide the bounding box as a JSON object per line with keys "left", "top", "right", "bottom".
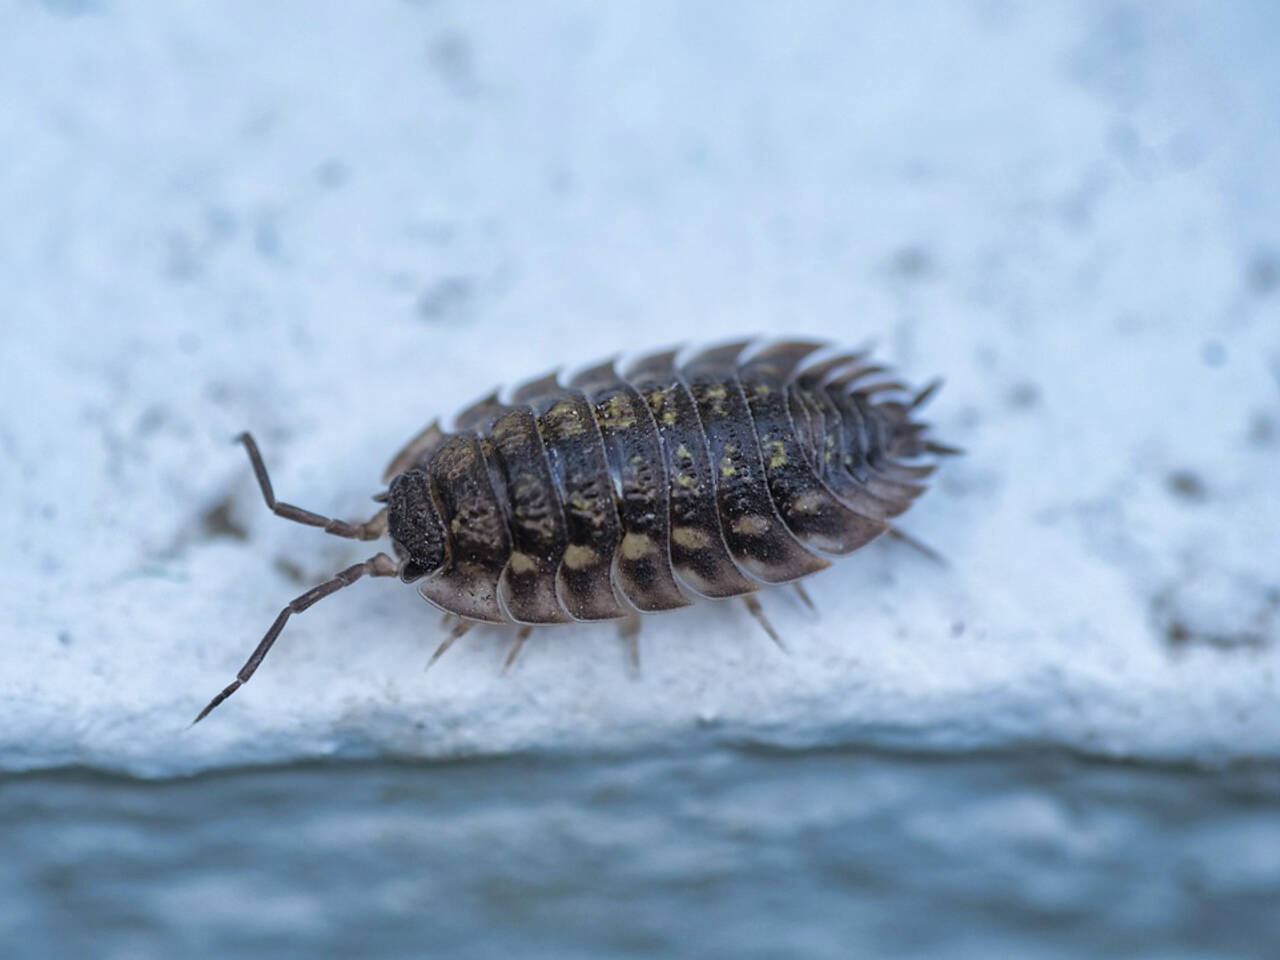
{"left": 2, "top": 0, "right": 1277, "bottom": 776}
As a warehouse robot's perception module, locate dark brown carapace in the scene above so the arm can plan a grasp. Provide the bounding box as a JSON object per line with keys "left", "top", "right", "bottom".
{"left": 194, "top": 340, "right": 955, "bottom": 722}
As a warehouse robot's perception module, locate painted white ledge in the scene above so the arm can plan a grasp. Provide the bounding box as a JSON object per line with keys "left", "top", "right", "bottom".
{"left": 2, "top": 0, "right": 1277, "bottom": 777}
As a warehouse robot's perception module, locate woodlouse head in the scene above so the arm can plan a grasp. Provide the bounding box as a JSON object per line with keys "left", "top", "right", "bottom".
{"left": 387, "top": 469, "right": 448, "bottom": 582}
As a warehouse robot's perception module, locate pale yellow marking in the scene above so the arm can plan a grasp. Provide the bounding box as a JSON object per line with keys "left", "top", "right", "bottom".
{"left": 767, "top": 441, "right": 788, "bottom": 470}
{"left": 675, "top": 472, "right": 696, "bottom": 490}
{"left": 702, "top": 384, "right": 728, "bottom": 400}
{"left": 595, "top": 394, "right": 636, "bottom": 430}
{"left": 719, "top": 448, "right": 738, "bottom": 478}
{"left": 547, "top": 399, "right": 586, "bottom": 436}
{"left": 620, "top": 532, "right": 654, "bottom": 560}
{"left": 672, "top": 526, "right": 711, "bottom": 550}
{"left": 567, "top": 491, "right": 598, "bottom": 514}
{"left": 791, "top": 490, "right": 826, "bottom": 515}
{"left": 490, "top": 415, "right": 519, "bottom": 441}
{"left": 731, "top": 515, "right": 770, "bottom": 536}
{"left": 563, "top": 544, "right": 598, "bottom": 570}
{"left": 661, "top": 409, "right": 678, "bottom": 426}
{"left": 674, "top": 443, "right": 692, "bottom": 461}
{"left": 508, "top": 552, "right": 537, "bottom": 574}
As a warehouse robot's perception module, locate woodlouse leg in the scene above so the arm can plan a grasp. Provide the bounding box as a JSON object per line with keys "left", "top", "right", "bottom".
{"left": 192, "top": 552, "right": 397, "bottom": 724}
{"left": 501, "top": 625, "right": 534, "bottom": 674}
{"left": 618, "top": 613, "right": 642, "bottom": 673}
{"left": 427, "top": 619, "right": 475, "bottom": 670}
{"left": 239, "top": 432, "right": 388, "bottom": 540}
{"left": 909, "top": 378, "right": 944, "bottom": 411}
{"left": 742, "top": 595, "right": 787, "bottom": 653}
{"left": 885, "top": 526, "right": 947, "bottom": 567}
{"left": 792, "top": 582, "right": 817, "bottom": 613}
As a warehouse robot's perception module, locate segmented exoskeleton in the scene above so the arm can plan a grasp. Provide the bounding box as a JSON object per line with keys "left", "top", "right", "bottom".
{"left": 194, "top": 340, "right": 954, "bottom": 722}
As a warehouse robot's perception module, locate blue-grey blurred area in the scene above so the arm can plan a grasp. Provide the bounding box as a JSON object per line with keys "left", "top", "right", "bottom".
{"left": 4, "top": 749, "right": 1279, "bottom": 960}
{"left": 4, "top": 0, "right": 1280, "bottom": 957}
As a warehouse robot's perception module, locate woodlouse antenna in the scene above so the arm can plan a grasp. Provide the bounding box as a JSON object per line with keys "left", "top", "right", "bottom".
{"left": 192, "top": 552, "right": 398, "bottom": 724}
{"left": 193, "top": 433, "right": 398, "bottom": 724}
{"left": 238, "top": 432, "right": 388, "bottom": 541}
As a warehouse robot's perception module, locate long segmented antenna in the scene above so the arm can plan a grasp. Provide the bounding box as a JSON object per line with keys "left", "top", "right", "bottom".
{"left": 193, "top": 433, "right": 396, "bottom": 724}
{"left": 238, "top": 432, "right": 388, "bottom": 540}
{"left": 193, "top": 552, "right": 398, "bottom": 723}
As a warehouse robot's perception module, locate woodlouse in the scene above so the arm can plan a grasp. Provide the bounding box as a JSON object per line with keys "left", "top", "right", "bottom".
{"left": 194, "top": 339, "right": 955, "bottom": 722}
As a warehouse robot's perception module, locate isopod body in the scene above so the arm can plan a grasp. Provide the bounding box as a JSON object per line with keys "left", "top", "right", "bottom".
{"left": 195, "top": 339, "right": 952, "bottom": 722}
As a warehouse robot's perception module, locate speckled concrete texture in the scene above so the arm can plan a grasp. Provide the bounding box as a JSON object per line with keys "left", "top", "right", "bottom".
{"left": 2, "top": 0, "right": 1278, "bottom": 776}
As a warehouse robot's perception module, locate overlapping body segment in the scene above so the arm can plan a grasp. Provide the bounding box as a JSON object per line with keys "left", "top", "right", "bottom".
{"left": 571, "top": 362, "right": 690, "bottom": 614}
{"left": 393, "top": 340, "right": 948, "bottom": 624}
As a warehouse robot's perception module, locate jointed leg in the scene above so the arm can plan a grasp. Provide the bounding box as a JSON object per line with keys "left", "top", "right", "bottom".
{"left": 910, "top": 378, "right": 944, "bottom": 411}
{"left": 885, "top": 526, "right": 947, "bottom": 567}
{"left": 743, "top": 595, "right": 787, "bottom": 653}
{"left": 618, "top": 613, "right": 642, "bottom": 673}
{"left": 501, "top": 625, "right": 534, "bottom": 674}
{"left": 427, "top": 618, "right": 475, "bottom": 669}
{"left": 239, "top": 432, "right": 388, "bottom": 540}
{"left": 193, "top": 552, "right": 398, "bottom": 723}
{"left": 792, "top": 582, "right": 817, "bottom": 613}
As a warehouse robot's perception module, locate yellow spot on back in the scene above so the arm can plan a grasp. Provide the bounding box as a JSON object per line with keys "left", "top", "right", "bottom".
{"left": 508, "top": 552, "right": 537, "bottom": 574}
{"left": 563, "top": 544, "right": 598, "bottom": 570}
{"left": 791, "top": 491, "right": 825, "bottom": 515}
{"left": 595, "top": 395, "right": 636, "bottom": 430}
{"left": 567, "top": 491, "right": 598, "bottom": 514}
{"left": 674, "top": 443, "right": 692, "bottom": 461}
{"left": 545, "top": 400, "right": 586, "bottom": 437}
{"left": 675, "top": 472, "right": 695, "bottom": 489}
{"left": 672, "top": 526, "right": 711, "bottom": 550}
{"left": 620, "top": 532, "right": 654, "bottom": 560}
{"left": 767, "top": 441, "right": 788, "bottom": 470}
{"left": 490, "top": 415, "right": 519, "bottom": 441}
{"left": 731, "top": 515, "right": 770, "bottom": 536}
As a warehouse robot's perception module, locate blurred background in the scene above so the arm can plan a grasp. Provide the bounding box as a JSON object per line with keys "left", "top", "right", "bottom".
{"left": 2, "top": 1, "right": 1278, "bottom": 957}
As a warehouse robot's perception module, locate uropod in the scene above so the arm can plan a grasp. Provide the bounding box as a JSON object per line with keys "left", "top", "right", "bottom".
{"left": 193, "top": 339, "right": 956, "bottom": 723}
